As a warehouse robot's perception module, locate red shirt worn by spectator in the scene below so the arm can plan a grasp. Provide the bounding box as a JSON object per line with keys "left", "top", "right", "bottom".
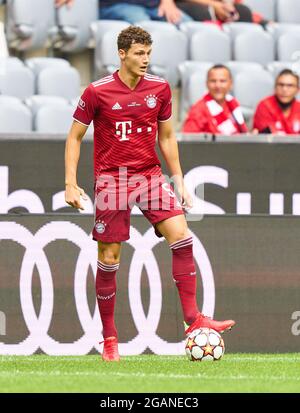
{"left": 182, "top": 93, "right": 248, "bottom": 134}
{"left": 253, "top": 95, "right": 300, "bottom": 134}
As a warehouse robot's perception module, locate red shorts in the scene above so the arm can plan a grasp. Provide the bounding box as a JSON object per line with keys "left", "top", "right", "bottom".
{"left": 92, "top": 170, "right": 184, "bottom": 243}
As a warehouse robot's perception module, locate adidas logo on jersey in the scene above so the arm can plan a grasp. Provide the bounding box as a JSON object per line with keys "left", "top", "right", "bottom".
{"left": 112, "top": 102, "right": 122, "bottom": 110}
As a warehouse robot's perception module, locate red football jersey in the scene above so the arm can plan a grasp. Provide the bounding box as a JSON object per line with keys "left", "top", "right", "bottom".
{"left": 73, "top": 71, "right": 172, "bottom": 179}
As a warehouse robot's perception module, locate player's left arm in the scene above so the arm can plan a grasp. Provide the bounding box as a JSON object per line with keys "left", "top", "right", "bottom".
{"left": 158, "top": 119, "right": 193, "bottom": 209}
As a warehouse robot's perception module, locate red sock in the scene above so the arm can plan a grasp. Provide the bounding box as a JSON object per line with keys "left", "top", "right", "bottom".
{"left": 96, "top": 260, "right": 119, "bottom": 339}
{"left": 170, "top": 237, "right": 200, "bottom": 325}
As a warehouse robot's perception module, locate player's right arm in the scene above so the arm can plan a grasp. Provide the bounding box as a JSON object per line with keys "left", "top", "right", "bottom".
{"left": 65, "top": 120, "right": 88, "bottom": 210}
{"left": 65, "top": 84, "right": 97, "bottom": 209}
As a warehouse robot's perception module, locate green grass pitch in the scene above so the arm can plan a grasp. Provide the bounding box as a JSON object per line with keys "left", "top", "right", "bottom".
{"left": 1, "top": 354, "right": 300, "bottom": 393}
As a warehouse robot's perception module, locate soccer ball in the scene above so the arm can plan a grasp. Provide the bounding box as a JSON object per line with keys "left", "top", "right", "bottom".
{"left": 185, "top": 328, "right": 225, "bottom": 361}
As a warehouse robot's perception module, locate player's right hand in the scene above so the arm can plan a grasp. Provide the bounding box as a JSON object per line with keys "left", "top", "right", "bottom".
{"left": 65, "top": 184, "right": 87, "bottom": 210}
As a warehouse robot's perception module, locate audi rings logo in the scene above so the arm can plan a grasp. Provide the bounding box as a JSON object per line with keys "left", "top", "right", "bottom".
{"left": 0, "top": 221, "right": 215, "bottom": 356}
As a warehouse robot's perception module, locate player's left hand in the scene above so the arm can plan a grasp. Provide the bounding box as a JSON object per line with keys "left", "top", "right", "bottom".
{"left": 158, "top": 0, "right": 182, "bottom": 25}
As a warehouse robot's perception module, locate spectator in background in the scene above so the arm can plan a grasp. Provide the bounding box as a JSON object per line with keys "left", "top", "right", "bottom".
{"left": 55, "top": 0, "right": 193, "bottom": 25}
{"left": 175, "top": 0, "right": 269, "bottom": 25}
{"left": 253, "top": 69, "right": 300, "bottom": 135}
{"left": 182, "top": 64, "right": 248, "bottom": 135}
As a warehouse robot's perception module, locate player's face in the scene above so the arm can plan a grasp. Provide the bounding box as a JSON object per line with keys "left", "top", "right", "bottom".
{"left": 120, "top": 43, "right": 152, "bottom": 77}
{"left": 207, "top": 68, "right": 232, "bottom": 103}
{"left": 275, "top": 74, "right": 299, "bottom": 105}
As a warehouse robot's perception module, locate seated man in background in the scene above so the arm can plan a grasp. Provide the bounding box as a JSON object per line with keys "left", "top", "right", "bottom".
{"left": 253, "top": 69, "right": 300, "bottom": 135}
{"left": 182, "top": 64, "right": 248, "bottom": 135}
{"left": 55, "top": 0, "right": 193, "bottom": 25}
{"left": 175, "top": 0, "right": 253, "bottom": 24}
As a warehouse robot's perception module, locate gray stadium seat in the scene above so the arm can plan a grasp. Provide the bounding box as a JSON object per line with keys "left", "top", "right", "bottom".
{"left": 147, "top": 30, "right": 188, "bottom": 87}
{"left": 0, "top": 102, "right": 32, "bottom": 133}
{"left": 6, "top": 0, "right": 56, "bottom": 51}
{"left": 277, "top": 0, "right": 300, "bottom": 23}
{"left": 0, "top": 66, "right": 34, "bottom": 99}
{"left": 0, "top": 95, "right": 23, "bottom": 105}
{"left": 234, "top": 70, "right": 274, "bottom": 111}
{"left": 179, "top": 21, "right": 221, "bottom": 39}
{"left": 267, "top": 61, "right": 297, "bottom": 77}
{"left": 25, "top": 95, "right": 69, "bottom": 131}
{"left": 0, "top": 56, "right": 24, "bottom": 70}
{"left": 234, "top": 31, "right": 275, "bottom": 65}
{"left": 223, "top": 22, "right": 264, "bottom": 41}
{"left": 190, "top": 30, "right": 231, "bottom": 63}
{"left": 187, "top": 71, "right": 207, "bottom": 108}
{"left": 92, "top": 21, "right": 130, "bottom": 77}
{"left": 25, "top": 57, "right": 70, "bottom": 76}
{"left": 37, "top": 67, "right": 80, "bottom": 100}
{"left": 135, "top": 20, "right": 177, "bottom": 33}
{"left": 277, "top": 32, "right": 300, "bottom": 62}
{"left": 266, "top": 23, "right": 300, "bottom": 40}
{"left": 243, "top": 0, "right": 276, "bottom": 21}
{"left": 54, "top": 0, "right": 98, "bottom": 52}
{"left": 35, "top": 105, "right": 74, "bottom": 133}
{"left": 226, "top": 61, "right": 265, "bottom": 79}
{"left": 178, "top": 61, "right": 212, "bottom": 121}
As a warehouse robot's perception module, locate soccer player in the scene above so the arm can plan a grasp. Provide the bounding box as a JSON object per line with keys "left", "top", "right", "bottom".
{"left": 65, "top": 26, "right": 235, "bottom": 361}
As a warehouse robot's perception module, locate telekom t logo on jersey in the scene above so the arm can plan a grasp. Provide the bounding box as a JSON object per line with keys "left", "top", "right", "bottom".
{"left": 115, "top": 121, "right": 152, "bottom": 141}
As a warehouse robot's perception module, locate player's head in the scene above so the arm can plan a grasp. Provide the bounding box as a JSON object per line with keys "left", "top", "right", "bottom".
{"left": 206, "top": 64, "right": 233, "bottom": 104}
{"left": 275, "top": 69, "right": 300, "bottom": 105}
{"left": 117, "top": 26, "right": 153, "bottom": 77}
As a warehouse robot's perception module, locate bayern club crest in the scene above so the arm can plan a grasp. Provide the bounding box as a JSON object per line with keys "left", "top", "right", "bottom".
{"left": 95, "top": 221, "right": 106, "bottom": 234}
{"left": 145, "top": 94, "right": 157, "bottom": 109}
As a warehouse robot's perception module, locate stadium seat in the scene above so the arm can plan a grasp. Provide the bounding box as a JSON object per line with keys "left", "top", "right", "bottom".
{"left": 190, "top": 30, "right": 231, "bottom": 63}
{"left": 92, "top": 21, "right": 130, "bottom": 77}
{"left": 266, "top": 23, "right": 300, "bottom": 40}
{"left": 37, "top": 67, "right": 80, "bottom": 100}
{"left": 0, "top": 66, "right": 34, "bottom": 99}
{"left": 277, "top": 0, "right": 300, "bottom": 23}
{"left": 226, "top": 61, "right": 265, "bottom": 80}
{"left": 5, "top": 0, "right": 56, "bottom": 51}
{"left": 54, "top": 0, "right": 98, "bottom": 52}
{"left": 28, "top": 96, "right": 70, "bottom": 131}
{"left": 267, "top": 61, "right": 297, "bottom": 77}
{"left": 243, "top": 0, "right": 276, "bottom": 21}
{"left": 0, "top": 102, "right": 32, "bottom": 133}
{"left": 277, "top": 32, "right": 300, "bottom": 61}
{"left": 147, "top": 30, "right": 188, "bottom": 87}
{"left": 234, "top": 70, "right": 274, "bottom": 112}
{"left": 0, "top": 95, "right": 23, "bottom": 105}
{"left": 223, "top": 22, "right": 264, "bottom": 41}
{"left": 186, "top": 71, "right": 207, "bottom": 108}
{"left": 179, "top": 21, "right": 221, "bottom": 38}
{"left": 135, "top": 20, "right": 177, "bottom": 33}
{"left": 25, "top": 95, "right": 69, "bottom": 130}
{"left": 35, "top": 105, "right": 74, "bottom": 133}
{"left": 0, "top": 56, "right": 24, "bottom": 69}
{"left": 178, "top": 61, "right": 212, "bottom": 121}
{"left": 25, "top": 57, "right": 70, "bottom": 76}
{"left": 234, "top": 31, "right": 275, "bottom": 65}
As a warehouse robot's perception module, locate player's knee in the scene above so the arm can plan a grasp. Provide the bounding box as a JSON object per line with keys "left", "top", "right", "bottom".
{"left": 99, "top": 252, "right": 120, "bottom": 266}
{"left": 170, "top": 231, "right": 190, "bottom": 245}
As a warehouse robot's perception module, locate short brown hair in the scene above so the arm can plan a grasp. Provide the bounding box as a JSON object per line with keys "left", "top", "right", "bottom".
{"left": 276, "top": 69, "right": 299, "bottom": 86}
{"left": 117, "top": 26, "right": 152, "bottom": 52}
{"left": 207, "top": 64, "right": 232, "bottom": 79}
